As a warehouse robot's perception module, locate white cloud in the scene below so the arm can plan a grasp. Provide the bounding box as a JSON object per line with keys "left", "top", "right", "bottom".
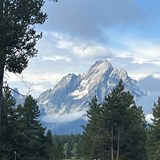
{"left": 114, "top": 38, "right": 160, "bottom": 65}
{"left": 8, "top": 72, "right": 64, "bottom": 84}
{"left": 7, "top": 72, "right": 66, "bottom": 97}
{"left": 72, "top": 45, "right": 112, "bottom": 58}
{"left": 123, "top": 39, "right": 160, "bottom": 64}
{"left": 129, "top": 73, "right": 151, "bottom": 80}
{"left": 41, "top": 110, "right": 87, "bottom": 123}
{"left": 48, "top": 32, "right": 74, "bottom": 50}
{"left": 43, "top": 56, "right": 71, "bottom": 62}
{"left": 39, "top": 31, "right": 113, "bottom": 59}
{"left": 132, "top": 57, "right": 160, "bottom": 65}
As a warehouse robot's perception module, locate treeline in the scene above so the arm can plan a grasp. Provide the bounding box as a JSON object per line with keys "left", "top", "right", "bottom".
{"left": 48, "top": 134, "right": 83, "bottom": 159}
{"left": 1, "top": 81, "right": 160, "bottom": 160}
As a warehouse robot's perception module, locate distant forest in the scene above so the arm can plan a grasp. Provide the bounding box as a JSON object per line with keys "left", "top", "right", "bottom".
{"left": 0, "top": 81, "right": 160, "bottom": 159}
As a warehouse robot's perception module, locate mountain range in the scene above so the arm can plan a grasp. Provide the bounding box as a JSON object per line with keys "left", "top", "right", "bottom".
{"left": 36, "top": 60, "right": 148, "bottom": 134}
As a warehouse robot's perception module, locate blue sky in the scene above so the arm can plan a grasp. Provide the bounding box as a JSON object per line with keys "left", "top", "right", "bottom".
{"left": 8, "top": 0, "right": 160, "bottom": 100}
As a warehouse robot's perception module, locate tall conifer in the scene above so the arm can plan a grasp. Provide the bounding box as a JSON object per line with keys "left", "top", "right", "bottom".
{"left": 147, "top": 97, "right": 160, "bottom": 160}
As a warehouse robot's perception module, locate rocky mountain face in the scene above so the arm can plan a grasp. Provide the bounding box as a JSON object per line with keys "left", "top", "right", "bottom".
{"left": 37, "top": 60, "right": 147, "bottom": 134}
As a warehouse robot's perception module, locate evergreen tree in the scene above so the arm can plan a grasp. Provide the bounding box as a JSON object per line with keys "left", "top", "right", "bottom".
{"left": 52, "top": 136, "right": 64, "bottom": 160}
{"left": 83, "top": 80, "right": 147, "bottom": 160}
{"left": 123, "top": 105, "right": 147, "bottom": 160}
{"left": 0, "top": 88, "right": 61, "bottom": 160}
{"left": 16, "top": 95, "right": 47, "bottom": 160}
{"left": 101, "top": 80, "right": 146, "bottom": 160}
{"left": 76, "top": 135, "right": 83, "bottom": 159}
{"left": 82, "top": 96, "right": 103, "bottom": 159}
{"left": 45, "top": 130, "right": 54, "bottom": 160}
{"left": 147, "top": 97, "right": 160, "bottom": 160}
{"left": 0, "top": 87, "right": 18, "bottom": 159}
{"left": 101, "top": 80, "right": 129, "bottom": 160}
{"left": 0, "top": 0, "right": 57, "bottom": 130}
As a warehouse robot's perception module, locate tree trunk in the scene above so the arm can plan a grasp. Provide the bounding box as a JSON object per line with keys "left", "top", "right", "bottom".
{"left": 0, "top": 0, "right": 4, "bottom": 132}
{"left": 0, "top": 62, "right": 4, "bottom": 131}
{"left": 116, "top": 130, "right": 120, "bottom": 160}
{"left": 111, "top": 126, "right": 114, "bottom": 160}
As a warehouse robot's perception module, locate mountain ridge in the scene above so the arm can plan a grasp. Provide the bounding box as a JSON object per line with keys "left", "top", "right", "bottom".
{"left": 37, "top": 60, "right": 147, "bottom": 134}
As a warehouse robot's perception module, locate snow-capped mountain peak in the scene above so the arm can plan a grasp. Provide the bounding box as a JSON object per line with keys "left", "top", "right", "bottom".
{"left": 38, "top": 60, "right": 146, "bottom": 117}
{"left": 84, "top": 60, "right": 113, "bottom": 77}
{"left": 37, "top": 60, "right": 147, "bottom": 134}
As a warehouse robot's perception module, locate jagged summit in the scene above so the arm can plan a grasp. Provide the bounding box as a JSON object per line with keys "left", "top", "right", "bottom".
{"left": 86, "top": 60, "right": 113, "bottom": 76}
{"left": 38, "top": 60, "right": 146, "bottom": 114}
{"left": 37, "top": 59, "right": 147, "bottom": 134}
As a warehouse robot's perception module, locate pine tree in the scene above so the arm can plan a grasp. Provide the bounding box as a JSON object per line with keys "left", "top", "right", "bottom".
{"left": 147, "top": 97, "right": 160, "bottom": 160}
{"left": 101, "top": 80, "right": 127, "bottom": 160}
{"left": 82, "top": 96, "right": 103, "bottom": 159}
{"left": 123, "top": 105, "right": 147, "bottom": 160}
{"left": 102, "top": 81, "right": 147, "bottom": 160}
{"left": 0, "top": 0, "right": 58, "bottom": 131}
{"left": 52, "top": 136, "right": 65, "bottom": 160}
{"left": 16, "top": 95, "right": 47, "bottom": 160}
{"left": 101, "top": 80, "right": 147, "bottom": 160}
{"left": 83, "top": 80, "right": 147, "bottom": 160}
{"left": 0, "top": 87, "right": 18, "bottom": 159}
{"left": 0, "top": 89, "right": 56, "bottom": 159}
{"left": 0, "top": 0, "right": 45, "bottom": 128}
{"left": 45, "top": 130, "right": 54, "bottom": 160}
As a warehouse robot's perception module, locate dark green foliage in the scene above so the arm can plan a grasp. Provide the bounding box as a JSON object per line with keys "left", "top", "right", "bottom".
{"left": 0, "top": 0, "right": 47, "bottom": 74}
{"left": 52, "top": 134, "right": 83, "bottom": 159}
{"left": 16, "top": 95, "right": 47, "bottom": 159}
{"left": 82, "top": 80, "right": 147, "bottom": 160}
{"left": 147, "top": 97, "right": 160, "bottom": 160}
{"left": 0, "top": 88, "right": 83, "bottom": 159}
{"left": 45, "top": 130, "right": 54, "bottom": 159}
{"left": 123, "top": 105, "right": 147, "bottom": 160}
{"left": 0, "top": 90, "right": 50, "bottom": 159}
{"left": 0, "top": 87, "right": 18, "bottom": 159}
{"left": 0, "top": 0, "right": 57, "bottom": 129}
{"left": 82, "top": 96, "right": 104, "bottom": 159}
{"left": 52, "top": 137, "right": 65, "bottom": 160}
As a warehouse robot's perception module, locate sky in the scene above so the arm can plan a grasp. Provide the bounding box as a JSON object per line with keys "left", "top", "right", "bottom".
{"left": 7, "top": 0, "right": 160, "bottom": 102}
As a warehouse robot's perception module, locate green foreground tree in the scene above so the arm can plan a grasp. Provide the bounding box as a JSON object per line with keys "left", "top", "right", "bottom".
{"left": 0, "top": 88, "right": 50, "bottom": 159}
{"left": 82, "top": 96, "right": 104, "bottom": 159}
{"left": 147, "top": 97, "right": 160, "bottom": 160}
{"left": 0, "top": 0, "right": 57, "bottom": 129}
{"left": 16, "top": 95, "right": 47, "bottom": 159}
{"left": 0, "top": 87, "right": 17, "bottom": 159}
{"left": 83, "top": 80, "right": 147, "bottom": 160}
